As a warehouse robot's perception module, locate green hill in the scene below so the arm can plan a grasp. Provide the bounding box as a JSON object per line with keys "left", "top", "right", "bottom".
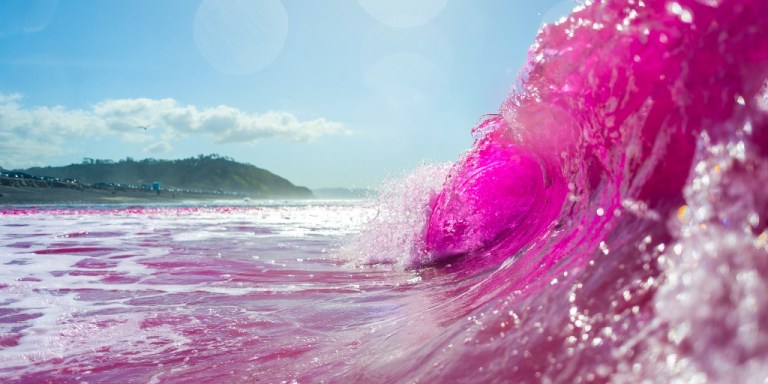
{"left": 21, "top": 154, "right": 312, "bottom": 198}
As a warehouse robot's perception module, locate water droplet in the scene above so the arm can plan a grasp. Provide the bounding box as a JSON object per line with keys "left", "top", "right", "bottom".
{"left": 599, "top": 241, "right": 609, "bottom": 255}
{"left": 749, "top": 212, "right": 760, "bottom": 228}
{"left": 666, "top": 2, "right": 693, "bottom": 23}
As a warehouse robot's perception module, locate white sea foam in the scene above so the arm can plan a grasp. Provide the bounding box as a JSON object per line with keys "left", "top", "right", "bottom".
{"left": 0, "top": 201, "right": 376, "bottom": 377}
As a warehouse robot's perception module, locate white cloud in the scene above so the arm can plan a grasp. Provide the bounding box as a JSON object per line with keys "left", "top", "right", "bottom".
{"left": 0, "top": 92, "right": 347, "bottom": 168}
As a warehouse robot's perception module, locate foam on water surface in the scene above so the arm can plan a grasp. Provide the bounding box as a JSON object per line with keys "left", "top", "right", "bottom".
{"left": 0, "top": 202, "right": 424, "bottom": 382}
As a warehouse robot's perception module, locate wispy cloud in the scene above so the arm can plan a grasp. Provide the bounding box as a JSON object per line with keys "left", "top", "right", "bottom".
{"left": 0, "top": 92, "right": 347, "bottom": 168}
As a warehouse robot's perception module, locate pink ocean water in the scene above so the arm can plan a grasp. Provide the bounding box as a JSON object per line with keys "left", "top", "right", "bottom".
{"left": 3, "top": 0, "right": 768, "bottom": 382}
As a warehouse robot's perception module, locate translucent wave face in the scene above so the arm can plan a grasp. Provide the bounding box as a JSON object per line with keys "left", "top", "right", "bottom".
{"left": 425, "top": 142, "right": 543, "bottom": 259}
{"left": 417, "top": 0, "right": 768, "bottom": 269}
{"left": 356, "top": 0, "right": 767, "bottom": 379}
{"left": 423, "top": 114, "right": 569, "bottom": 266}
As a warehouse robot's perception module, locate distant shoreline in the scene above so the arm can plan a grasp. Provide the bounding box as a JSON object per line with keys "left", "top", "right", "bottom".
{"left": 0, "top": 185, "right": 251, "bottom": 206}
{"left": 0, "top": 185, "right": 377, "bottom": 206}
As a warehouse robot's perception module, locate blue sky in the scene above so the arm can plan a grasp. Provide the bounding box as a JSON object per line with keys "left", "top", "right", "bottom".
{"left": 0, "top": 0, "right": 575, "bottom": 189}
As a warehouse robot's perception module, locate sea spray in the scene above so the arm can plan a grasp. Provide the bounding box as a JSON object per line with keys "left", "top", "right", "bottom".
{"left": 341, "top": 162, "right": 451, "bottom": 268}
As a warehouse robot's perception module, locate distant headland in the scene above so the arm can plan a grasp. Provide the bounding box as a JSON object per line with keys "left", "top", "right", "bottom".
{"left": 0, "top": 154, "right": 317, "bottom": 204}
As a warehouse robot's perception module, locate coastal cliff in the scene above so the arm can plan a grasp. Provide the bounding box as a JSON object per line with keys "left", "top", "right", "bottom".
{"left": 3, "top": 154, "right": 313, "bottom": 202}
